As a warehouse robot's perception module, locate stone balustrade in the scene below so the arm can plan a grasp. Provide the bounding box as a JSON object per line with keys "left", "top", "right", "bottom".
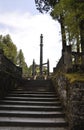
{"left": 0, "top": 49, "right": 22, "bottom": 98}
{"left": 0, "top": 49, "right": 22, "bottom": 78}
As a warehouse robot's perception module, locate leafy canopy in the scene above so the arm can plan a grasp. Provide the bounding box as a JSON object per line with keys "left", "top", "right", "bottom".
{"left": 35, "top": 0, "right": 84, "bottom": 41}
{"left": 0, "top": 34, "right": 29, "bottom": 77}
{"left": 0, "top": 34, "right": 17, "bottom": 64}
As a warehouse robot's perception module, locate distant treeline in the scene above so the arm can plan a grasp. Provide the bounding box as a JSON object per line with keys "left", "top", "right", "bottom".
{"left": 0, "top": 34, "right": 29, "bottom": 77}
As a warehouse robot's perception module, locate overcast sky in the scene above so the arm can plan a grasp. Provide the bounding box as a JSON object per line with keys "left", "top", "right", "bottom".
{"left": 0, "top": 0, "right": 62, "bottom": 72}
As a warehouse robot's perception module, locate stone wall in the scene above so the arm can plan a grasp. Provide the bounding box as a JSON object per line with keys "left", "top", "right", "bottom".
{"left": 67, "top": 81, "right": 84, "bottom": 130}
{"left": 0, "top": 71, "right": 18, "bottom": 98}
{"left": 0, "top": 49, "right": 22, "bottom": 98}
{"left": 52, "top": 73, "right": 84, "bottom": 130}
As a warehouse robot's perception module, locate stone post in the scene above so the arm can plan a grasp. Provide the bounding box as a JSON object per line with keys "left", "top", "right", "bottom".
{"left": 47, "top": 59, "right": 49, "bottom": 76}
{"left": 40, "top": 34, "right": 43, "bottom": 76}
{"left": 63, "top": 45, "right": 72, "bottom": 72}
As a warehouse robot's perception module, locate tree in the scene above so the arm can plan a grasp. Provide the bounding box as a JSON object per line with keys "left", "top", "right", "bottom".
{"left": 28, "top": 65, "right": 33, "bottom": 77}
{"left": 17, "top": 49, "right": 25, "bottom": 67}
{"left": 35, "top": 0, "right": 84, "bottom": 53}
{"left": 35, "top": 0, "right": 58, "bottom": 13}
{"left": 0, "top": 34, "right": 29, "bottom": 76}
{"left": 52, "top": 0, "right": 84, "bottom": 66}
{"left": 17, "top": 49, "right": 29, "bottom": 76}
{"left": 35, "top": 0, "right": 67, "bottom": 52}
{"left": 0, "top": 34, "right": 17, "bottom": 64}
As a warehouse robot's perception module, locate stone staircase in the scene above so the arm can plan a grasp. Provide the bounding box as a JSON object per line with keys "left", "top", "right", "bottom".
{"left": 0, "top": 80, "right": 68, "bottom": 130}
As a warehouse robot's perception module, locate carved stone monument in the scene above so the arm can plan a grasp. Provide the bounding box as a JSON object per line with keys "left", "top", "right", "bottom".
{"left": 32, "top": 34, "right": 50, "bottom": 79}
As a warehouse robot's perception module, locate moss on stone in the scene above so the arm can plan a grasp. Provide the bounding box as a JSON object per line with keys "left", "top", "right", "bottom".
{"left": 65, "top": 73, "right": 84, "bottom": 83}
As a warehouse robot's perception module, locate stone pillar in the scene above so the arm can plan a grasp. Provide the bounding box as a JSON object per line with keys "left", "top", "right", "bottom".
{"left": 32, "top": 59, "right": 35, "bottom": 78}
{"left": 47, "top": 59, "right": 49, "bottom": 76}
{"left": 40, "top": 34, "right": 43, "bottom": 76}
{"left": 63, "top": 45, "right": 72, "bottom": 72}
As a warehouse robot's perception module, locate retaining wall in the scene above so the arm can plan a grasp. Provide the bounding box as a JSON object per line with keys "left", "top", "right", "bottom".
{"left": 52, "top": 73, "right": 84, "bottom": 130}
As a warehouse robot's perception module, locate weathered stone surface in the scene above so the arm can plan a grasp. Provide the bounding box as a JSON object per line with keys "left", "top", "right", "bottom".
{"left": 0, "top": 127, "right": 68, "bottom": 130}
{"left": 0, "top": 50, "right": 22, "bottom": 98}
{"left": 52, "top": 74, "right": 84, "bottom": 130}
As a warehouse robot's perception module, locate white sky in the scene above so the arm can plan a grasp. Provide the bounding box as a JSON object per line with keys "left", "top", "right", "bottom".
{"left": 0, "top": 0, "right": 62, "bottom": 72}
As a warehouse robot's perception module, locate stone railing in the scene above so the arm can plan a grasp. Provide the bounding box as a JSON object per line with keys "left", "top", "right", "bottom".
{"left": 53, "top": 56, "right": 64, "bottom": 73}
{"left": 53, "top": 45, "right": 72, "bottom": 73}
{"left": 53, "top": 45, "right": 84, "bottom": 73}
{"left": 0, "top": 49, "right": 22, "bottom": 98}
{"left": 0, "top": 49, "right": 22, "bottom": 78}
{"left": 72, "top": 51, "right": 84, "bottom": 72}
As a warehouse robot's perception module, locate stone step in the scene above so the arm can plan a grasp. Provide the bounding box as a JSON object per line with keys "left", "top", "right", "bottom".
{"left": 4, "top": 96, "right": 59, "bottom": 101}
{"left": 0, "top": 79, "right": 69, "bottom": 129}
{"left": 9, "top": 91, "right": 56, "bottom": 94}
{"left": 0, "top": 100, "right": 61, "bottom": 106}
{"left": 10, "top": 89, "right": 56, "bottom": 92}
{"left": 0, "top": 110, "right": 65, "bottom": 118}
{"left": 11, "top": 86, "right": 52, "bottom": 89}
{"left": 14, "top": 89, "right": 55, "bottom": 92}
{"left": 8, "top": 93, "right": 57, "bottom": 98}
{"left": 0, "top": 105, "right": 63, "bottom": 111}
{"left": 0, "top": 117, "right": 68, "bottom": 127}
{"left": 0, "top": 127, "right": 68, "bottom": 130}
{"left": 20, "top": 80, "right": 53, "bottom": 87}
{"left": 11, "top": 89, "right": 55, "bottom": 92}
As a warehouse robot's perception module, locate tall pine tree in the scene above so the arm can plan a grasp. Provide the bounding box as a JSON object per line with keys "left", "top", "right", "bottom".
{"left": 17, "top": 49, "right": 28, "bottom": 77}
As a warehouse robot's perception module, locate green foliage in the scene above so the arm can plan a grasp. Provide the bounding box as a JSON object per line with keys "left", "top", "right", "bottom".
{"left": 28, "top": 65, "right": 33, "bottom": 76}
{"left": 0, "top": 34, "right": 29, "bottom": 77}
{"left": 0, "top": 34, "right": 17, "bottom": 64}
{"left": 17, "top": 49, "right": 25, "bottom": 67}
{"left": 22, "top": 62, "right": 29, "bottom": 77}
{"left": 28, "top": 63, "right": 48, "bottom": 77}
{"left": 65, "top": 73, "right": 84, "bottom": 83}
{"left": 51, "top": 0, "right": 84, "bottom": 43}
{"left": 35, "top": 0, "right": 58, "bottom": 13}
{"left": 17, "top": 49, "right": 29, "bottom": 77}
{"left": 35, "top": 0, "right": 84, "bottom": 52}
